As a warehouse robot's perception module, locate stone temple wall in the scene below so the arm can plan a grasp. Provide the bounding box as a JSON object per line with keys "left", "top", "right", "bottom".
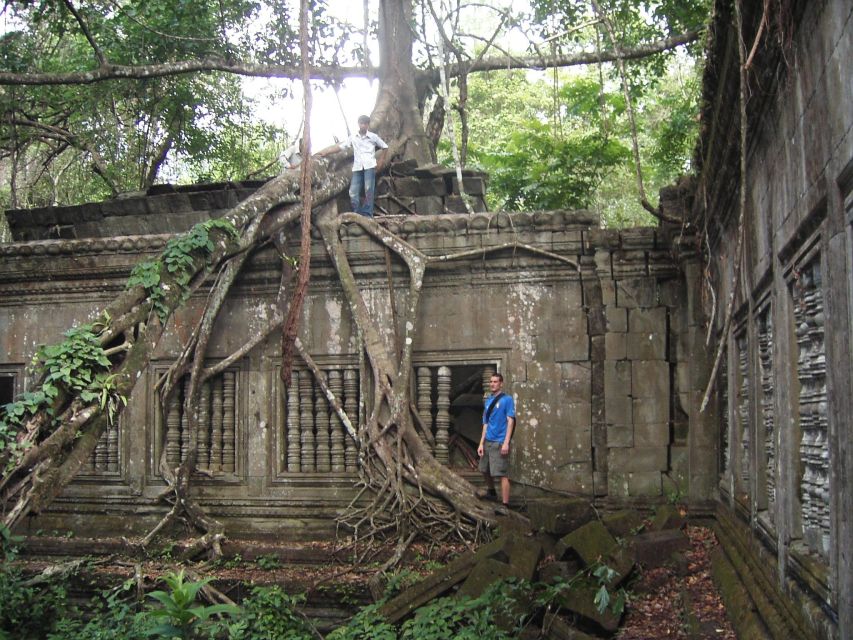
{"left": 697, "top": 0, "right": 852, "bottom": 637}
{"left": 0, "top": 185, "right": 709, "bottom": 539}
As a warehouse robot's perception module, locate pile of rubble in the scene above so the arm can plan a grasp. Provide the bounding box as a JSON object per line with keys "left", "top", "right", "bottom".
{"left": 379, "top": 498, "right": 691, "bottom": 638}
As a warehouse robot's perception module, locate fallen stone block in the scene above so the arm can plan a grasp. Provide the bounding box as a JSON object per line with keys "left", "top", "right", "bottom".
{"left": 378, "top": 537, "right": 504, "bottom": 623}
{"left": 554, "top": 576, "right": 622, "bottom": 632}
{"left": 651, "top": 504, "right": 686, "bottom": 531}
{"left": 527, "top": 497, "right": 596, "bottom": 536}
{"left": 538, "top": 560, "right": 583, "bottom": 585}
{"left": 458, "top": 558, "right": 515, "bottom": 597}
{"left": 600, "top": 510, "right": 645, "bottom": 538}
{"left": 541, "top": 611, "right": 601, "bottom": 640}
{"left": 458, "top": 534, "right": 542, "bottom": 598}
{"left": 630, "top": 529, "right": 690, "bottom": 568}
{"left": 554, "top": 521, "right": 617, "bottom": 566}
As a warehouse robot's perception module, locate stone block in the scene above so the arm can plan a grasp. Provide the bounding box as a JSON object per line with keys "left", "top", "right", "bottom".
{"left": 538, "top": 560, "right": 582, "bottom": 584}
{"left": 633, "top": 422, "right": 670, "bottom": 447}
{"left": 526, "top": 362, "right": 563, "bottom": 383}
{"left": 590, "top": 335, "right": 605, "bottom": 361}
{"left": 604, "top": 360, "right": 631, "bottom": 395}
{"left": 626, "top": 471, "right": 662, "bottom": 496}
{"left": 444, "top": 195, "right": 468, "bottom": 213}
{"left": 651, "top": 504, "right": 686, "bottom": 531}
{"left": 414, "top": 196, "right": 443, "bottom": 215}
{"left": 553, "top": 577, "right": 622, "bottom": 632}
{"left": 629, "top": 308, "right": 667, "bottom": 333}
{"left": 582, "top": 279, "right": 602, "bottom": 306}
{"left": 601, "top": 280, "right": 616, "bottom": 305}
{"left": 604, "top": 397, "right": 631, "bottom": 425}
{"left": 554, "top": 520, "right": 617, "bottom": 566}
{"left": 601, "top": 510, "right": 645, "bottom": 538}
{"left": 625, "top": 332, "right": 667, "bottom": 360}
{"left": 541, "top": 611, "right": 601, "bottom": 640}
{"left": 593, "top": 471, "right": 609, "bottom": 496}
{"left": 554, "top": 335, "right": 589, "bottom": 361}
{"left": 458, "top": 558, "right": 514, "bottom": 597}
{"left": 606, "top": 425, "right": 633, "bottom": 448}
{"left": 608, "top": 447, "right": 668, "bottom": 472}
{"left": 449, "top": 176, "right": 486, "bottom": 195}
{"left": 605, "top": 333, "right": 627, "bottom": 360}
{"left": 528, "top": 498, "right": 596, "bottom": 536}
{"left": 605, "top": 307, "right": 628, "bottom": 332}
{"left": 631, "top": 361, "right": 669, "bottom": 398}
{"left": 616, "top": 279, "right": 656, "bottom": 308}
{"left": 546, "top": 464, "right": 593, "bottom": 494}
{"left": 630, "top": 530, "right": 690, "bottom": 568}
{"left": 560, "top": 363, "right": 591, "bottom": 401}
{"left": 632, "top": 398, "right": 669, "bottom": 424}
{"left": 587, "top": 306, "right": 606, "bottom": 335}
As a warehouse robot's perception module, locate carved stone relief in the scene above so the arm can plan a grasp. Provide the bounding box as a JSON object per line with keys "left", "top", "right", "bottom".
{"left": 757, "top": 307, "right": 776, "bottom": 523}
{"left": 792, "top": 259, "right": 830, "bottom": 557}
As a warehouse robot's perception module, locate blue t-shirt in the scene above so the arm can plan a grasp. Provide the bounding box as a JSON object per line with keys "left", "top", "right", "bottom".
{"left": 483, "top": 393, "right": 516, "bottom": 442}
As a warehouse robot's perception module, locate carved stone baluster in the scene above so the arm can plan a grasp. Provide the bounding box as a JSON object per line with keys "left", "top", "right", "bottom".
{"left": 106, "top": 421, "right": 119, "bottom": 472}
{"left": 794, "top": 261, "right": 830, "bottom": 557}
{"left": 343, "top": 369, "right": 358, "bottom": 471}
{"left": 329, "top": 370, "right": 345, "bottom": 472}
{"left": 758, "top": 312, "right": 775, "bottom": 521}
{"left": 300, "top": 370, "right": 316, "bottom": 472}
{"left": 435, "top": 366, "right": 451, "bottom": 465}
{"left": 417, "top": 367, "right": 433, "bottom": 452}
{"left": 198, "top": 381, "right": 210, "bottom": 470}
{"left": 286, "top": 371, "right": 301, "bottom": 472}
{"left": 222, "top": 371, "right": 236, "bottom": 473}
{"left": 720, "top": 360, "right": 729, "bottom": 474}
{"left": 210, "top": 377, "right": 223, "bottom": 472}
{"left": 315, "top": 371, "right": 331, "bottom": 472}
{"left": 165, "top": 389, "right": 181, "bottom": 467}
{"left": 180, "top": 379, "right": 191, "bottom": 462}
{"left": 737, "top": 336, "right": 750, "bottom": 492}
{"left": 94, "top": 429, "right": 107, "bottom": 471}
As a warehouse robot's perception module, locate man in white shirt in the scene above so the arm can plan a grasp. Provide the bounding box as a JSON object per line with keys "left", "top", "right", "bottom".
{"left": 318, "top": 115, "right": 388, "bottom": 217}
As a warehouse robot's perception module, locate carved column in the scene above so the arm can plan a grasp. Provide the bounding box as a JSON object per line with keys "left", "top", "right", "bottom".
{"left": 329, "top": 370, "right": 345, "bottom": 472}
{"left": 286, "top": 371, "right": 301, "bottom": 472}
{"left": 343, "top": 369, "right": 358, "bottom": 471}
{"left": 315, "top": 371, "right": 331, "bottom": 472}
{"left": 210, "top": 377, "right": 223, "bottom": 472}
{"left": 417, "top": 367, "right": 433, "bottom": 451}
{"left": 435, "top": 366, "right": 451, "bottom": 465}
{"left": 165, "top": 389, "right": 181, "bottom": 467}
{"left": 198, "top": 381, "right": 211, "bottom": 470}
{"left": 300, "top": 370, "right": 316, "bottom": 472}
{"left": 222, "top": 371, "right": 236, "bottom": 473}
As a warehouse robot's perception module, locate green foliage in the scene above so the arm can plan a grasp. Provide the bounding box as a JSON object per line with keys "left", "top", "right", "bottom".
{"left": 228, "top": 586, "right": 316, "bottom": 640}
{"left": 145, "top": 569, "right": 240, "bottom": 639}
{"left": 326, "top": 604, "right": 396, "bottom": 640}
{"left": 0, "top": 322, "right": 123, "bottom": 470}
{"left": 254, "top": 554, "right": 282, "bottom": 570}
{"left": 126, "top": 218, "right": 239, "bottom": 322}
{"left": 46, "top": 579, "right": 153, "bottom": 640}
{"left": 0, "top": 525, "right": 70, "bottom": 640}
{"left": 381, "top": 567, "right": 421, "bottom": 601}
{"left": 592, "top": 563, "right": 628, "bottom": 616}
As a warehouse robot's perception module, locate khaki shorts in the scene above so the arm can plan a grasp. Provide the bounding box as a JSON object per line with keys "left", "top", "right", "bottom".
{"left": 478, "top": 440, "right": 510, "bottom": 477}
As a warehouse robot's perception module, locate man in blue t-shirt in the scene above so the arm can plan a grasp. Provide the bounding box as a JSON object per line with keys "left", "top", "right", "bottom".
{"left": 477, "top": 372, "right": 516, "bottom": 507}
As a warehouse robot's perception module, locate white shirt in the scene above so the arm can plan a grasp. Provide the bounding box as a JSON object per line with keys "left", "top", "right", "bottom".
{"left": 339, "top": 131, "right": 388, "bottom": 171}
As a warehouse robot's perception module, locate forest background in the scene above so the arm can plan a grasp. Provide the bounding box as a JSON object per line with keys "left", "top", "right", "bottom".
{"left": 0, "top": 0, "right": 707, "bottom": 239}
